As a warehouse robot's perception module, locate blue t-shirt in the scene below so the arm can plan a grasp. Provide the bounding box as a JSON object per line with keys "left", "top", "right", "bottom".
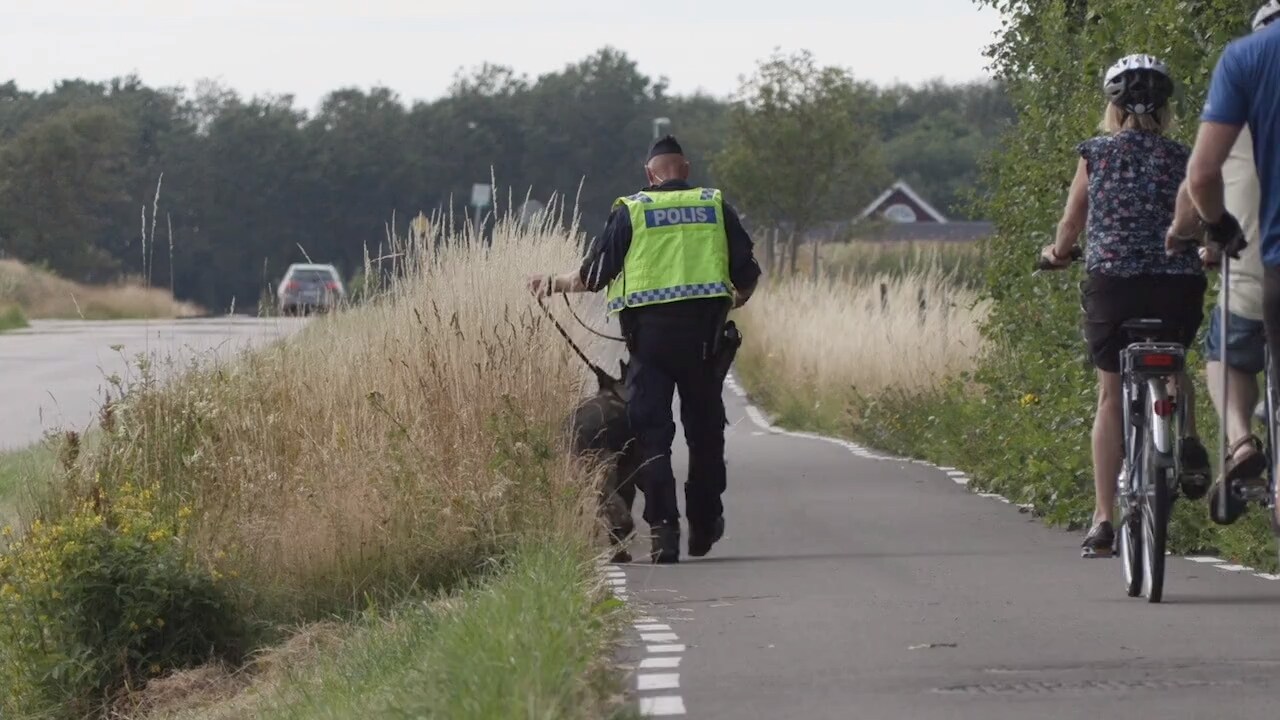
{"left": 1202, "top": 23, "right": 1280, "bottom": 267}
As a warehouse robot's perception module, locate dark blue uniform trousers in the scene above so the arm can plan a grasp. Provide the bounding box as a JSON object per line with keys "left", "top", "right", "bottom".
{"left": 624, "top": 315, "right": 728, "bottom": 529}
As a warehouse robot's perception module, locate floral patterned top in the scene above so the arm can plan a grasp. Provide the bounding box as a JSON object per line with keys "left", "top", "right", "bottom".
{"left": 1076, "top": 129, "right": 1202, "bottom": 277}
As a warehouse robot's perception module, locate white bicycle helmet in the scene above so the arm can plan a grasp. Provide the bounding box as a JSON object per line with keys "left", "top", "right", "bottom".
{"left": 1103, "top": 54, "right": 1174, "bottom": 115}
{"left": 1254, "top": 0, "right": 1280, "bottom": 31}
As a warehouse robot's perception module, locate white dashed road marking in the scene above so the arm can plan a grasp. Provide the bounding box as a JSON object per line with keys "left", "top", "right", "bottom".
{"left": 639, "top": 696, "right": 688, "bottom": 716}
{"left": 637, "top": 673, "right": 681, "bottom": 691}
{"left": 607, "top": 374, "right": 1280, "bottom": 716}
{"left": 603, "top": 563, "right": 689, "bottom": 716}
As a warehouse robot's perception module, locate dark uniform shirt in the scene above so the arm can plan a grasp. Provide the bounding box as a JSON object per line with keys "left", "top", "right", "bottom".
{"left": 577, "top": 179, "right": 762, "bottom": 319}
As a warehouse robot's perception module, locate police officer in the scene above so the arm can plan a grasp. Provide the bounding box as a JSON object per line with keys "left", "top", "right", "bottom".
{"left": 527, "top": 134, "right": 762, "bottom": 563}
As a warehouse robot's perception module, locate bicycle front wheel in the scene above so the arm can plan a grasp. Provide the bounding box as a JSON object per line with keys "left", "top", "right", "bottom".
{"left": 1118, "top": 506, "right": 1142, "bottom": 598}
{"left": 1141, "top": 458, "right": 1172, "bottom": 599}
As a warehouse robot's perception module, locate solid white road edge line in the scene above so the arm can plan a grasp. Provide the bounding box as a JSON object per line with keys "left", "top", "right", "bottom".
{"left": 726, "top": 372, "right": 1280, "bottom": 582}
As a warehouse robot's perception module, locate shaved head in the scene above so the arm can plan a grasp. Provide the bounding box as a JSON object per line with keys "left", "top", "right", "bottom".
{"left": 645, "top": 153, "right": 690, "bottom": 185}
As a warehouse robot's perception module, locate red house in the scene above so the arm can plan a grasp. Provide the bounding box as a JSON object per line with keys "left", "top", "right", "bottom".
{"left": 858, "top": 180, "right": 949, "bottom": 224}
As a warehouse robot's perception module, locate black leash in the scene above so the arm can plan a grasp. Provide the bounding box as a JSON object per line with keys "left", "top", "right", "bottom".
{"left": 563, "top": 294, "right": 626, "bottom": 343}
{"left": 535, "top": 293, "right": 619, "bottom": 389}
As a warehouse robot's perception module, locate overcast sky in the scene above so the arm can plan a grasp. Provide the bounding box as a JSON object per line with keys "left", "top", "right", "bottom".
{"left": 4, "top": 0, "right": 1004, "bottom": 112}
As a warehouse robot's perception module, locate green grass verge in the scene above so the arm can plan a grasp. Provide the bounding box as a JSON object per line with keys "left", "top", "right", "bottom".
{"left": 147, "top": 539, "right": 635, "bottom": 720}
{"left": 0, "top": 305, "right": 28, "bottom": 332}
{"left": 0, "top": 443, "right": 55, "bottom": 525}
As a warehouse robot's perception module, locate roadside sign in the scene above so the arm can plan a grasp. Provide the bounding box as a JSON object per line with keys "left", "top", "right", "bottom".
{"left": 471, "top": 183, "right": 491, "bottom": 208}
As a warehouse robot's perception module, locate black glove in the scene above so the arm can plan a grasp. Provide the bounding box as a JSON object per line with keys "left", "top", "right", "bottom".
{"left": 1203, "top": 211, "right": 1247, "bottom": 259}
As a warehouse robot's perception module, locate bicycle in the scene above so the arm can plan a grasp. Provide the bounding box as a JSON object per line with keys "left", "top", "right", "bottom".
{"left": 1262, "top": 347, "right": 1280, "bottom": 558}
{"left": 1264, "top": 348, "right": 1280, "bottom": 570}
{"left": 1036, "top": 246, "right": 1200, "bottom": 602}
{"left": 1197, "top": 247, "right": 1280, "bottom": 559}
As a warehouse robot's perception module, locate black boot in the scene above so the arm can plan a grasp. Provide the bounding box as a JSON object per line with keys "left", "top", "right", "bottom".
{"left": 609, "top": 518, "right": 635, "bottom": 564}
{"left": 689, "top": 516, "right": 725, "bottom": 558}
{"left": 650, "top": 521, "right": 680, "bottom": 564}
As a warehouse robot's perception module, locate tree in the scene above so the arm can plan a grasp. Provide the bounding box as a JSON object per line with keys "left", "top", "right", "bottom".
{"left": 0, "top": 46, "right": 1011, "bottom": 309}
{"left": 0, "top": 104, "right": 133, "bottom": 280}
{"left": 712, "top": 49, "right": 891, "bottom": 274}
{"left": 519, "top": 47, "right": 664, "bottom": 236}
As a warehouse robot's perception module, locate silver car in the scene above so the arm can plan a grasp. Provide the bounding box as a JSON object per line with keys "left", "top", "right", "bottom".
{"left": 277, "top": 263, "right": 345, "bottom": 316}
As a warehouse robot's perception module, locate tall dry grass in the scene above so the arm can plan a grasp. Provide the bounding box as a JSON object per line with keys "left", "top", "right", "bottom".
{"left": 735, "top": 264, "right": 989, "bottom": 413}
{"left": 0, "top": 259, "right": 203, "bottom": 320}
{"left": 820, "top": 240, "right": 987, "bottom": 288}
{"left": 31, "top": 201, "right": 611, "bottom": 621}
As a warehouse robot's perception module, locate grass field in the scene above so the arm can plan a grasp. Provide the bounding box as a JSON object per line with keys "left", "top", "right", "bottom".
{"left": 126, "top": 543, "right": 631, "bottom": 720}
{"left": 0, "top": 444, "right": 55, "bottom": 526}
{"left": 0, "top": 259, "right": 203, "bottom": 320}
{"left": 0, "top": 204, "right": 631, "bottom": 718}
{"left": 735, "top": 260, "right": 989, "bottom": 430}
{"left": 0, "top": 304, "right": 28, "bottom": 331}
{"left": 820, "top": 240, "right": 987, "bottom": 289}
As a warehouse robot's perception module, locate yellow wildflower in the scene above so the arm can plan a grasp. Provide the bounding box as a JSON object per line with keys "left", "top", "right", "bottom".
{"left": 178, "top": 506, "right": 193, "bottom": 519}
{"left": 1020, "top": 393, "right": 1040, "bottom": 407}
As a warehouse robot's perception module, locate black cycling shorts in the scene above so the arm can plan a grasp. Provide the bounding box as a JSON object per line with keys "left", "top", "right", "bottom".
{"left": 1080, "top": 273, "right": 1208, "bottom": 374}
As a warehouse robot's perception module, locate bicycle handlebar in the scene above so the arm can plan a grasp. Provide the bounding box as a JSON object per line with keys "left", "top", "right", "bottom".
{"left": 1033, "top": 245, "right": 1084, "bottom": 272}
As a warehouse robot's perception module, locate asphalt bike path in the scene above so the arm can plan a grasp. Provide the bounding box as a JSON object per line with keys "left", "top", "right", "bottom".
{"left": 612, "top": 374, "right": 1280, "bottom": 719}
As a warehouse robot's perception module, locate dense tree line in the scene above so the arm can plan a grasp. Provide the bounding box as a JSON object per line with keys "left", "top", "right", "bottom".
{"left": 0, "top": 47, "right": 1012, "bottom": 311}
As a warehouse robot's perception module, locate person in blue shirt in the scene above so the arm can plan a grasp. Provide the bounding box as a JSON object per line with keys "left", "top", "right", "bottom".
{"left": 1167, "top": 1, "right": 1280, "bottom": 520}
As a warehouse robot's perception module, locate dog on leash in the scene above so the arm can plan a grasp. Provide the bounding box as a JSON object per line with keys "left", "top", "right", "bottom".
{"left": 568, "top": 359, "right": 641, "bottom": 563}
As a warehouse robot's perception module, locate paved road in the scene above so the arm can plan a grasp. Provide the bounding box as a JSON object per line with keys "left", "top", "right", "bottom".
{"left": 615, "top": 374, "right": 1280, "bottom": 719}
{"left": 0, "top": 318, "right": 304, "bottom": 451}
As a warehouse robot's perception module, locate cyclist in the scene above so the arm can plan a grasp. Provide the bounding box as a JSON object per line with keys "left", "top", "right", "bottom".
{"left": 1169, "top": 125, "right": 1267, "bottom": 525}
{"left": 1040, "top": 54, "right": 1212, "bottom": 558}
{"left": 1166, "top": 1, "right": 1280, "bottom": 521}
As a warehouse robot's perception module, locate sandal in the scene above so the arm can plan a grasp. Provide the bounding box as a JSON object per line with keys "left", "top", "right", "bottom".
{"left": 1225, "top": 435, "right": 1267, "bottom": 484}
{"left": 1208, "top": 436, "right": 1265, "bottom": 525}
